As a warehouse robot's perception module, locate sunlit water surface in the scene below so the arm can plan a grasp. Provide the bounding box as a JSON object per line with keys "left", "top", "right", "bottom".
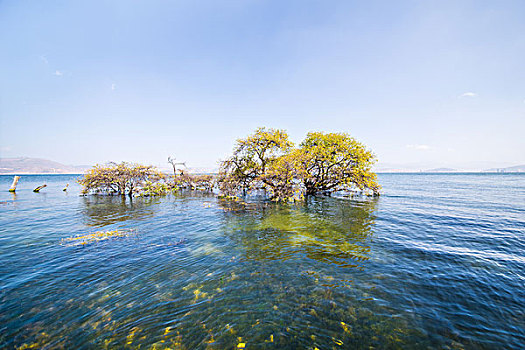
{"left": 0, "top": 174, "right": 524, "bottom": 349}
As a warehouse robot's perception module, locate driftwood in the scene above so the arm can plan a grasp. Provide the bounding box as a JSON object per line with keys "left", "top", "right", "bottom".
{"left": 168, "top": 156, "right": 186, "bottom": 176}
{"left": 9, "top": 176, "right": 20, "bottom": 192}
{"left": 33, "top": 184, "right": 47, "bottom": 192}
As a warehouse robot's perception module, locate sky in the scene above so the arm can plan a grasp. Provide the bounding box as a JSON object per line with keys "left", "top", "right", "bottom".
{"left": 1, "top": 0, "right": 524, "bottom": 171}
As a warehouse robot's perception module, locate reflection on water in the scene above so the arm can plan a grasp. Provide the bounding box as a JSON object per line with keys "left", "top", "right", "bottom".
{"left": 81, "top": 196, "right": 160, "bottom": 227}
{"left": 220, "top": 198, "right": 377, "bottom": 269}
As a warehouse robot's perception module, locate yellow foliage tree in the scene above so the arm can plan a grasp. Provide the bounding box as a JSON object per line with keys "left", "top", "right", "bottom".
{"left": 219, "top": 127, "right": 293, "bottom": 195}
{"left": 219, "top": 129, "right": 380, "bottom": 200}
{"left": 297, "top": 132, "right": 380, "bottom": 196}
{"left": 79, "top": 162, "right": 165, "bottom": 196}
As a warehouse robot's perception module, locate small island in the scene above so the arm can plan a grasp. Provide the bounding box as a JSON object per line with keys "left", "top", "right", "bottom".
{"left": 78, "top": 128, "right": 380, "bottom": 201}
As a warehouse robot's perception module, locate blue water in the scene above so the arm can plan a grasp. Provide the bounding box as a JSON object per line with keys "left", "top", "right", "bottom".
{"left": 0, "top": 174, "right": 524, "bottom": 349}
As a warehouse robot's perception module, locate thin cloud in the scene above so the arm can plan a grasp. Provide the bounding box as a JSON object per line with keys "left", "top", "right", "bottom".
{"left": 54, "top": 70, "right": 63, "bottom": 76}
{"left": 39, "top": 55, "right": 48, "bottom": 64}
{"left": 111, "top": 83, "right": 116, "bottom": 91}
{"left": 406, "top": 144, "right": 431, "bottom": 151}
{"left": 458, "top": 92, "right": 477, "bottom": 98}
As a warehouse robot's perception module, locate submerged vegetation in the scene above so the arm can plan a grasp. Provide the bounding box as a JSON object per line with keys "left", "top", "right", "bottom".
{"left": 9, "top": 193, "right": 433, "bottom": 349}
{"left": 61, "top": 229, "right": 136, "bottom": 246}
{"left": 219, "top": 197, "right": 378, "bottom": 270}
{"left": 78, "top": 128, "right": 380, "bottom": 202}
{"left": 78, "top": 162, "right": 215, "bottom": 197}
{"left": 78, "top": 162, "right": 165, "bottom": 196}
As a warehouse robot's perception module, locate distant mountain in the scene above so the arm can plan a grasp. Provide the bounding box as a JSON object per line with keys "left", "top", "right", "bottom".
{"left": 0, "top": 157, "right": 89, "bottom": 174}
{"left": 484, "top": 164, "right": 525, "bottom": 172}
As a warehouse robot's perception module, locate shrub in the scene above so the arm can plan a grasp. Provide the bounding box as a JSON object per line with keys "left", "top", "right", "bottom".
{"left": 79, "top": 162, "right": 165, "bottom": 196}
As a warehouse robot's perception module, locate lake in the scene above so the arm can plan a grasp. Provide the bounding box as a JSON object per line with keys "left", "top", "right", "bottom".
{"left": 0, "top": 174, "right": 523, "bottom": 349}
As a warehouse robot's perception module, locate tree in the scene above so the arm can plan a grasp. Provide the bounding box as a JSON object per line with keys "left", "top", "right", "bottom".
{"left": 217, "top": 128, "right": 381, "bottom": 200}
{"left": 296, "top": 132, "right": 379, "bottom": 196}
{"left": 172, "top": 173, "right": 215, "bottom": 192}
{"left": 259, "top": 150, "right": 304, "bottom": 201}
{"left": 219, "top": 127, "right": 293, "bottom": 194}
{"left": 79, "top": 162, "right": 165, "bottom": 196}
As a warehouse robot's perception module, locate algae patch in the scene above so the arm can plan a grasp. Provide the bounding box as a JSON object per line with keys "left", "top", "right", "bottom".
{"left": 61, "top": 229, "right": 136, "bottom": 246}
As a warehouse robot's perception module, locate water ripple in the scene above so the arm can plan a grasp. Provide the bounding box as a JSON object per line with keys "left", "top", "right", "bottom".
{"left": 0, "top": 174, "right": 524, "bottom": 349}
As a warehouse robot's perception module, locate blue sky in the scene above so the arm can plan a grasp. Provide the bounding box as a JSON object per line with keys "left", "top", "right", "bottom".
{"left": 1, "top": 0, "right": 524, "bottom": 170}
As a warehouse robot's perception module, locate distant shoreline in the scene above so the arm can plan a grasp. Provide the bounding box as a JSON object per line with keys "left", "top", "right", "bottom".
{"left": 375, "top": 171, "right": 525, "bottom": 174}
{"left": 0, "top": 173, "right": 85, "bottom": 175}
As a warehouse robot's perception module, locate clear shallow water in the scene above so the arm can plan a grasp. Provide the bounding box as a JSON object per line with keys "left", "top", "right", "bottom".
{"left": 0, "top": 174, "right": 523, "bottom": 349}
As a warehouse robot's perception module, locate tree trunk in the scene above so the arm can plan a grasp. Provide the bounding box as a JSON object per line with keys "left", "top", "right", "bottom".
{"left": 9, "top": 176, "right": 20, "bottom": 192}
{"left": 305, "top": 186, "right": 317, "bottom": 196}
{"left": 33, "top": 184, "right": 47, "bottom": 192}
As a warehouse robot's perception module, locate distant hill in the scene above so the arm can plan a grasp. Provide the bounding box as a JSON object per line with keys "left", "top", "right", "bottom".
{"left": 0, "top": 157, "right": 89, "bottom": 174}
{"left": 484, "top": 164, "right": 525, "bottom": 172}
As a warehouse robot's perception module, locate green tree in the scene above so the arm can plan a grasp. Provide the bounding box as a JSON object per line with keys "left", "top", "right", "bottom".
{"left": 297, "top": 132, "right": 379, "bottom": 196}
{"left": 219, "top": 127, "right": 293, "bottom": 195}
{"left": 259, "top": 150, "right": 304, "bottom": 201}
{"left": 219, "top": 128, "right": 380, "bottom": 200}
{"left": 79, "top": 162, "right": 165, "bottom": 196}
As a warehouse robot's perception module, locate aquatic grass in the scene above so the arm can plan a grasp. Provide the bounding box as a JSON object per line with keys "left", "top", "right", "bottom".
{"left": 61, "top": 229, "right": 136, "bottom": 246}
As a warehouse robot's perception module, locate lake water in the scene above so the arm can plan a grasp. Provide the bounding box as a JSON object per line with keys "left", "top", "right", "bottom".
{"left": 0, "top": 174, "right": 523, "bottom": 349}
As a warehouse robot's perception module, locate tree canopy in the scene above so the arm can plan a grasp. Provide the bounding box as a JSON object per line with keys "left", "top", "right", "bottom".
{"left": 297, "top": 132, "right": 379, "bottom": 195}
{"left": 79, "top": 128, "right": 380, "bottom": 200}
{"left": 218, "top": 128, "right": 380, "bottom": 200}
{"left": 219, "top": 127, "right": 293, "bottom": 196}
{"left": 79, "top": 162, "right": 216, "bottom": 197}
{"left": 79, "top": 162, "right": 165, "bottom": 196}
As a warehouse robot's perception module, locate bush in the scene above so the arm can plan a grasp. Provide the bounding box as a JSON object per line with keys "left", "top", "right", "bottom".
{"left": 79, "top": 162, "right": 165, "bottom": 196}
{"left": 170, "top": 173, "right": 215, "bottom": 192}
